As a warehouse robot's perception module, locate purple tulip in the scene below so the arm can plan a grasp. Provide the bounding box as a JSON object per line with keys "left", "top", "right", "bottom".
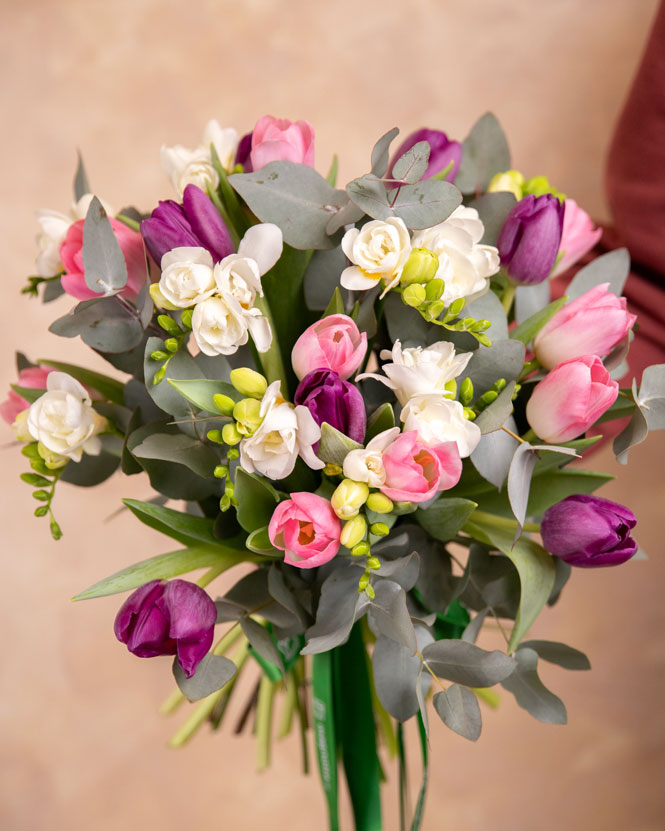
{"left": 114, "top": 579, "right": 217, "bottom": 677}
{"left": 235, "top": 132, "right": 253, "bottom": 172}
{"left": 294, "top": 368, "right": 366, "bottom": 445}
{"left": 388, "top": 129, "right": 463, "bottom": 182}
{"left": 497, "top": 193, "right": 565, "bottom": 284}
{"left": 540, "top": 494, "right": 638, "bottom": 568}
{"left": 141, "top": 184, "right": 234, "bottom": 266}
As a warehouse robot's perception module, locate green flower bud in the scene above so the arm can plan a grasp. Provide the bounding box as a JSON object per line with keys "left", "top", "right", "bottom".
{"left": 227, "top": 447, "right": 240, "bottom": 460}
{"left": 37, "top": 442, "right": 68, "bottom": 470}
{"left": 149, "top": 283, "right": 179, "bottom": 311}
{"left": 481, "top": 390, "right": 498, "bottom": 406}
{"left": 459, "top": 377, "right": 474, "bottom": 407}
{"left": 351, "top": 541, "right": 370, "bottom": 557}
{"left": 150, "top": 350, "right": 169, "bottom": 361}
{"left": 219, "top": 494, "right": 232, "bottom": 512}
{"left": 358, "top": 573, "right": 370, "bottom": 592}
{"left": 370, "top": 522, "right": 390, "bottom": 537}
{"left": 403, "top": 284, "right": 427, "bottom": 307}
{"left": 365, "top": 493, "right": 394, "bottom": 514}
{"left": 427, "top": 300, "right": 445, "bottom": 319}
{"left": 494, "top": 378, "right": 507, "bottom": 393}
{"left": 157, "top": 314, "right": 180, "bottom": 334}
{"left": 206, "top": 429, "right": 225, "bottom": 444}
{"left": 331, "top": 479, "right": 369, "bottom": 519}
{"left": 364, "top": 584, "right": 376, "bottom": 600}
{"left": 487, "top": 169, "right": 524, "bottom": 200}
{"left": 400, "top": 248, "right": 439, "bottom": 286}
{"left": 523, "top": 175, "right": 553, "bottom": 198}
{"left": 425, "top": 278, "right": 445, "bottom": 301}
{"left": 366, "top": 556, "right": 381, "bottom": 570}
{"left": 463, "top": 407, "right": 477, "bottom": 420}
{"left": 233, "top": 398, "right": 263, "bottom": 436}
{"left": 229, "top": 367, "right": 268, "bottom": 399}
{"left": 446, "top": 297, "right": 466, "bottom": 319}
{"left": 152, "top": 366, "right": 166, "bottom": 385}
{"left": 323, "top": 463, "right": 342, "bottom": 477}
{"left": 180, "top": 309, "right": 193, "bottom": 329}
{"left": 444, "top": 379, "right": 457, "bottom": 399}
{"left": 164, "top": 337, "right": 179, "bottom": 353}
{"left": 340, "top": 515, "right": 367, "bottom": 549}
{"left": 213, "top": 465, "right": 228, "bottom": 479}
{"left": 221, "top": 423, "right": 242, "bottom": 446}
{"left": 213, "top": 393, "right": 236, "bottom": 417}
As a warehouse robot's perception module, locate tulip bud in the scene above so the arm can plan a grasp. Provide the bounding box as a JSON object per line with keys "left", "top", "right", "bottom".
{"left": 340, "top": 515, "right": 367, "bottom": 548}
{"left": 365, "top": 492, "right": 394, "bottom": 514}
{"left": 221, "top": 423, "right": 242, "bottom": 446}
{"left": 400, "top": 248, "right": 439, "bottom": 286}
{"left": 497, "top": 194, "right": 565, "bottom": 285}
{"left": 403, "top": 284, "right": 427, "bottom": 307}
{"left": 487, "top": 169, "right": 524, "bottom": 200}
{"left": 331, "top": 478, "right": 370, "bottom": 519}
{"left": 229, "top": 367, "right": 268, "bottom": 399}
{"left": 233, "top": 398, "right": 263, "bottom": 436}
{"left": 213, "top": 393, "right": 236, "bottom": 417}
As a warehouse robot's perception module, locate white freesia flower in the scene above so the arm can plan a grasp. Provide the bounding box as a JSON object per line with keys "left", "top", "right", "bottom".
{"left": 239, "top": 381, "right": 324, "bottom": 480}
{"left": 401, "top": 394, "right": 481, "bottom": 458}
{"left": 35, "top": 194, "right": 113, "bottom": 278}
{"left": 342, "top": 427, "right": 400, "bottom": 486}
{"left": 159, "top": 247, "right": 217, "bottom": 308}
{"left": 161, "top": 119, "right": 239, "bottom": 197}
{"left": 192, "top": 295, "right": 254, "bottom": 356}
{"left": 411, "top": 206, "right": 500, "bottom": 305}
{"left": 358, "top": 340, "right": 473, "bottom": 406}
{"left": 214, "top": 223, "right": 283, "bottom": 309}
{"left": 26, "top": 372, "right": 106, "bottom": 462}
{"left": 341, "top": 217, "right": 411, "bottom": 295}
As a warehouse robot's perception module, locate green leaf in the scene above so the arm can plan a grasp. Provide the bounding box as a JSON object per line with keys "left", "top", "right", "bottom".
{"left": 234, "top": 468, "right": 280, "bottom": 533}
{"left": 365, "top": 402, "right": 395, "bottom": 443}
{"left": 391, "top": 140, "right": 430, "bottom": 184}
{"left": 59, "top": 451, "right": 119, "bottom": 487}
{"left": 433, "top": 685, "right": 482, "bottom": 741}
{"left": 596, "top": 393, "right": 637, "bottom": 424}
{"left": 10, "top": 384, "right": 44, "bottom": 404}
{"left": 173, "top": 654, "right": 237, "bottom": 701}
{"left": 509, "top": 297, "right": 568, "bottom": 345}
{"left": 73, "top": 151, "right": 90, "bottom": 201}
{"left": 416, "top": 497, "right": 478, "bottom": 542}
{"left": 20, "top": 473, "right": 51, "bottom": 487}
{"left": 131, "top": 432, "right": 218, "bottom": 478}
{"left": 229, "top": 162, "right": 347, "bottom": 250}
{"left": 520, "top": 640, "right": 591, "bottom": 670}
{"left": 500, "top": 647, "right": 567, "bottom": 724}
{"left": 326, "top": 153, "right": 339, "bottom": 187}
{"left": 49, "top": 297, "right": 143, "bottom": 353}
{"left": 246, "top": 526, "right": 280, "bottom": 556}
{"left": 323, "top": 286, "right": 346, "bottom": 318}
{"left": 317, "top": 422, "right": 362, "bottom": 465}
{"left": 167, "top": 377, "right": 240, "bottom": 413}
{"left": 370, "top": 127, "right": 400, "bottom": 177}
{"left": 73, "top": 544, "right": 252, "bottom": 601}
{"left": 241, "top": 617, "right": 284, "bottom": 676}
{"left": 566, "top": 248, "right": 630, "bottom": 300}
{"left": 422, "top": 639, "right": 516, "bottom": 687}
{"left": 468, "top": 192, "right": 516, "bottom": 246}
{"left": 82, "top": 196, "right": 128, "bottom": 294}
{"left": 122, "top": 498, "right": 220, "bottom": 547}
{"left": 464, "top": 514, "right": 555, "bottom": 652}
{"left": 38, "top": 360, "right": 125, "bottom": 404}
{"left": 455, "top": 112, "right": 511, "bottom": 194}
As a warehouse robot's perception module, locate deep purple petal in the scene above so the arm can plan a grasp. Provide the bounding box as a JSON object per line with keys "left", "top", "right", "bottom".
{"left": 182, "top": 185, "right": 234, "bottom": 262}
{"left": 295, "top": 368, "right": 366, "bottom": 443}
{"left": 498, "top": 194, "right": 564, "bottom": 285}
{"left": 235, "top": 132, "right": 253, "bottom": 172}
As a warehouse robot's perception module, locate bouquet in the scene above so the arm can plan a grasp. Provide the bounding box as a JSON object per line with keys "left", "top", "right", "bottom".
{"left": 6, "top": 113, "right": 664, "bottom": 830}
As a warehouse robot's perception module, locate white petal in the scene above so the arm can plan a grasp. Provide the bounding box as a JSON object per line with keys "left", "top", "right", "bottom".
{"left": 238, "top": 224, "right": 283, "bottom": 276}
{"left": 246, "top": 312, "right": 273, "bottom": 353}
{"left": 366, "top": 426, "right": 401, "bottom": 452}
{"left": 46, "top": 372, "right": 89, "bottom": 402}
{"left": 340, "top": 265, "right": 380, "bottom": 291}
{"left": 161, "top": 247, "right": 213, "bottom": 270}
{"left": 295, "top": 406, "right": 325, "bottom": 470}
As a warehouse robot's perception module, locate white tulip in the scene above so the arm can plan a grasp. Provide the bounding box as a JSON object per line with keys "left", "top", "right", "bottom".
{"left": 400, "top": 394, "right": 481, "bottom": 459}
{"left": 161, "top": 120, "right": 239, "bottom": 197}
{"left": 411, "top": 206, "right": 500, "bottom": 305}
{"left": 358, "top": 339, "right": 473, "bottom": 406}
{"left": 26, "top": 372, "right": 106, "bottom": 462}
{"left": 340, "top": 217, "right": 411, "bottom": 295}
{"left": 159, "top": 247, "right": 216, "bottom": 308}
{"left": 239, "top": 381, "right": 324, "bottom": 480}
{"left": 342, "top": 427, "right": 400, "bottom": 486}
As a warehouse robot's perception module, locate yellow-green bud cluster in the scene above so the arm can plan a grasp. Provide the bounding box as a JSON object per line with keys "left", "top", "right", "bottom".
{"left": 488, "top": 169, "right": 566, "bottom": 202}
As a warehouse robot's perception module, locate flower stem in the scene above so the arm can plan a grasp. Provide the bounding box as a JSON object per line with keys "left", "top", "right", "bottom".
{"left": 253, "top": 295, "right": 290, "bottom": 396}
{"left": 501, "top": 282, "right": 516, "bottom": 315}
{"left": 256, "top": 674, "right": 276, "bottom": 771}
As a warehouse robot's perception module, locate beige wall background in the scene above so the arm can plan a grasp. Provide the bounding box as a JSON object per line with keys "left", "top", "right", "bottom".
{"left": 1, "top": 1, "right": 664, "bottom": 829}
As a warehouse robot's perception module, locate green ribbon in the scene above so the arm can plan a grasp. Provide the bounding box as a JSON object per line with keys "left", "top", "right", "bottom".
{"left": 312, "top": 651, "right": 339, "bottom": 831}
{"left": 335, "top": 623, "right": 383, "bottom": 831}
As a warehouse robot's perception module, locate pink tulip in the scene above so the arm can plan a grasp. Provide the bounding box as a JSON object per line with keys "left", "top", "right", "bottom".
{"left": 380, "top": 431, "right": 461, "bottom": 503}
{"left": 526, "top": 355, "right": 618, "bottom": 443}
{"left": 268, "top": 492, "right": 341, "bottom": 569}
{"left": 0, "top": 366, "right": 52, "bottom": 425}
{"left": 291, "top": 314, "right": 367, "bottom": 381}
{"left": 551, "top": 199, "right": 602, "bottom": 277}
{"left": 60, "top": 218, "right": 147, "bottom": 301}
{"left": 534, "top": 283, "right": 636, "bottom": 369}
{"left": 250, "top": 115, "right": 315, "bottom": 171}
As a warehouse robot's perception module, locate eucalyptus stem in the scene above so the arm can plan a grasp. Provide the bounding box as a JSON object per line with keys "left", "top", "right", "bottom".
{"left": 256, "top": 674, "right": 276, "bottom": 771}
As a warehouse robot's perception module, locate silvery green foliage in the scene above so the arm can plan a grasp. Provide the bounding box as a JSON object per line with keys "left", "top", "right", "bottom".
{"left": 173, "top": 653, "right": 237, "bottom": 701}
{"left": 73, "top": 151, "right": 90, "bottom": 201}
{"left": 391, "top": 141, "right": 431, "bottom": 184}
{"left": 566, "top": 247, "right": 630, "bottom": 299}
{"left": 500, "top": 647, "right": 567, "bottom": 724}
{"left": 613, "top": 364, "right": 665, "bottom": 463}
{"left": 454, "top": 112, "right": 511, "bottom": 194}
{"left": 82, "top": 196, "right": 128, "bottom": 295}
{"left": 433, "top": 686, "right": 482, "bottom": 741}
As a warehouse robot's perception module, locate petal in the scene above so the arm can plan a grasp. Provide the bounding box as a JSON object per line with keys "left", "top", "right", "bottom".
{"left": 340, "top": 265, "right": 380, "bottom": 291}
{"left": 238, "top": 223, "right": 284, "bottom": 275}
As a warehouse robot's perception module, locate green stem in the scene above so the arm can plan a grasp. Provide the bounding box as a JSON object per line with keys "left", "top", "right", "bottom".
{"left": 501, "top": 282, "right": 516, "bottom": 315}
{"left": 253, "top": 295, "right": 290, "bottom": 395}
{"left": 471, "top": 509, "right": 540, "bottom": 534}
{"left": 256, "top": 675, "right": 276, "bottom": 771}
{"left": 521, "top": 428, "right": 538, "bottom": 443}
{"left": 115, "top": 213, "right": 141, "bottom": 232}
{"left": 294, "top": 658, "right": 310, "bottom": 775}
{"left": 278, "top": 673, "right": 297, "bottom": 739}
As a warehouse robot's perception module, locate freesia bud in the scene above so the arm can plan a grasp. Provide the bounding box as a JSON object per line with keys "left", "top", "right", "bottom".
{"left": 525, "top": 355, "right": 618, "bottom": 443}
{"left": 497, "top": 194, "right": 564, "bottom": 285}
{"left": 229, "top": 367, "right": 268, "bottom": 399}
{"left": 365, "top": 492, "right": 394, "bottom": 514}
{"left": 233, "top": 398, "right": 263, "bottom": 436}
{"left": 340, "top": 515, "right": 368, "bottom": 548}
{"left": 222, "top": 423, "right": 242, "bottom": 446}
{"left": 114, "top": 579, "right": 217, "bottom": 677}
{"left": 400, "top": 248, "right": 439, "bottom": 285}
{"left": 331, "top": 479, "right": 370, "bottom": 519}
{"left": 533, "top": 283, "right": 636, "bottom": 369}
{"left": 487, "top": 169, "right": 525, "bottom": 200}
{"left": 403, "top": 284, "right": 426, "bottom": 307}
{"left": 213, "top": 393, "right": 236, "bottom": 417}
{"left": 149, "top": 283, "right": 180, "bottom": 311}
{"left": 523, "top": 175, "right": 555, "bottom": 198}
{"left": 541, "top": 495, "right": 637, "bottom": 567}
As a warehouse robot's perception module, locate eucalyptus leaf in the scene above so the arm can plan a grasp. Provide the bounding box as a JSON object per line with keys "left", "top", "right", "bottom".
{"left": 167, "top": 378, "right": 240, "bottom": 413}
{"left": 59, "top": 451, "right": 119, "bottom": 487}
{"left": 240, "top": 617, "right": 284, "bottom": 676}
{"left": 392, "top": 179, "right": 462, "bottom": 229}
{"left": 433, "top": 686, "right": 482, "bottom": 741}
{"left": 268, "top": 565, "right": 310, "bottom": 628}
{"left": 422, "top": 639, "right": 516, "bottom": 687}
{"left": 325, "top": 199, "right": 365, "bottom": 235}
{"left": 43, "top": 278, "right": 65, "bottom": 303}
{"left": 461, "top": 608, "right": 490, "bottom": 644}
{"left": 465, "top": 289, "right": 508, "bottom": 341}
{"left": 317, "top": 422, "right": 362, "bottom": 465}
{"left": 302, "top": 563, "right": 364, "bottom": 654}
{"left": 346, "top": 175, "right": 390, "bottom": 219}
{"left": 304, "top": 246, "right": 349, "bottom": 310}
{"left": 514, "top": 281, "right": 552, "bottom": 325}
{"left": 367, "top": 579, "right": 417, "bottom": 653}
{"left": 500, "top": 647, "right": 567, "bottom": 724}
{"left": 143, "top": 337, "right": 203, "bottom": 421}
{"left": 131, "top": 432, "right": 218, "bottom": 478}
{"left": 50, "top": 297, "right": 143, "bottom": 353}
{"left": 566, "top": 248, "right": 630, "bottom": 300}
{"left": 468, "top": 192, "right": 516, "bottom": 246}
{"left": 229, "top": 162, "right": 347, "bottom": 250}
{"left": 463, "top": 339, "right": 525, "bottom": 395}
{"left": 391, "top": 140, "right": 430, "bottom": 184}
{"left": 82, "top": 196, "right": 128, "bottom": 295}
{"left": 510, "top": 297, "right": 567, "bottom": 345}
{"left": 470, "top": 415, "right": 519, "bottom": 487}
{"left": 507, "top": 443, "right": 579, "bottom": 530}
{"left": 416, "top": 497, "right": 478, "bottom": 542}
{"left": 372, "top": 626, "right": 433, "bottom": 722}
{"left": 454, "top": 112, "right": 511, "bottom": 194}
{"left": 173, "top": 654, "right": 237, "bottom": 702}
{"left": 473, "top": 380, "right": 517, "bottom": 434}
{"left": 373, "top": 551, "right": 421, "bottom": 591}
{"left": 370, "top": 127, "right": 400, "bottom": 177}
{"left": 637, "top": 363, "right": 665, "bottom": 430}
{"left": 73, "top": 151, "right": 91, "bottom": 200}
{"left": 520, "top": 640, "right": 591, "bottom": 670}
